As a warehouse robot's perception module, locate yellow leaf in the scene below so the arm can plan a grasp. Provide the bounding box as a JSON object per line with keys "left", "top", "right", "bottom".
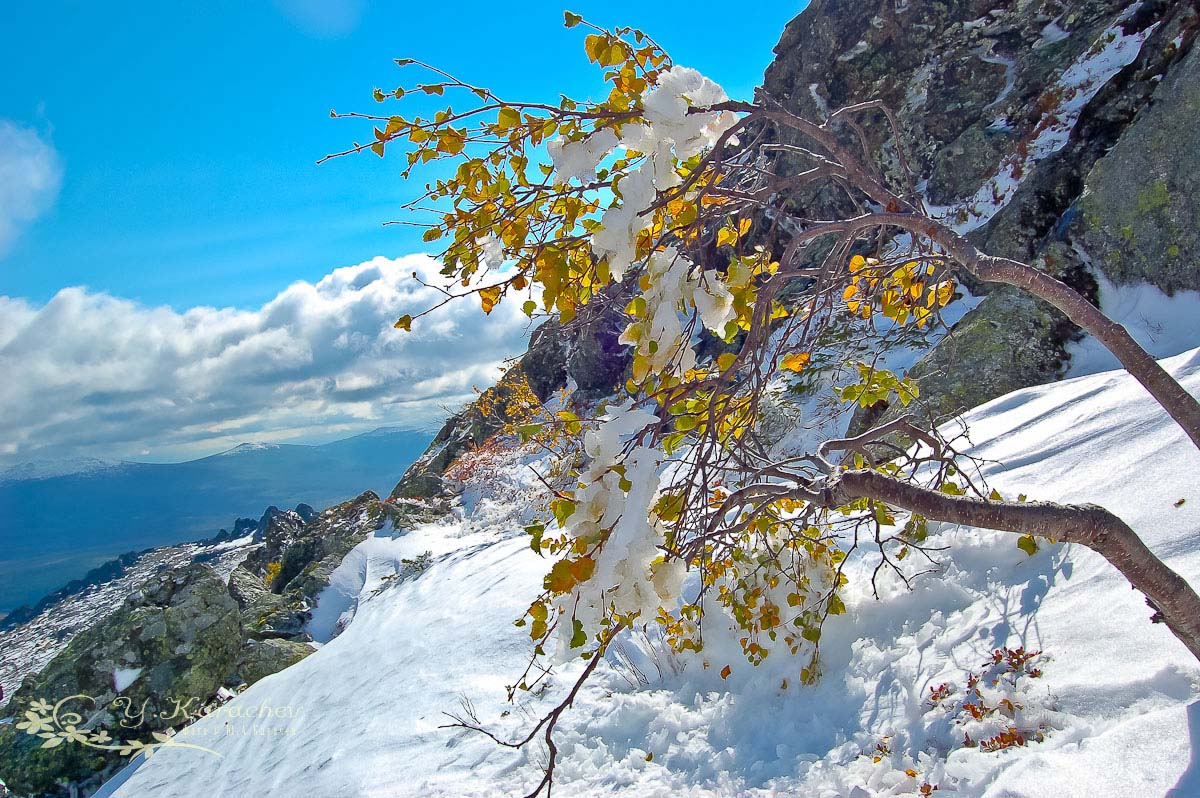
{"left": 479, "top": 285, "right": 502, "bottom": 314}
{"left": 437, "top": 129, "right": 465, "bottom": 155}
{"left": 849, "top": 254, "right": 867, "bottom": 273}
{"left": 599, "top": 42, "right": 626, "bottom": 67}
{"left": 496, "top": 107, "right": 521, "bottom": 131}
{"left": 780, "top": 352, "right": 812, "bottom": 373}
{"left": 584, "top": 34, "right": 606, "bottom": 63}
{"left": 393, "top": 314, "right": 413, "bottom": 331}
{"left": 716, "top": 226, "right": 737, "bottom": 248}
{"left": 737, "top": 218, "right": 752, "bottom": 236}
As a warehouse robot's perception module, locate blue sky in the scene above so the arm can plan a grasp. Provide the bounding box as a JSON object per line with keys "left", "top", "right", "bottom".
{"left": 1, "top": 0, "right": 803, "bottom": 309}
{"left": 0, "top": 0, "right": 805, "bottom": 464}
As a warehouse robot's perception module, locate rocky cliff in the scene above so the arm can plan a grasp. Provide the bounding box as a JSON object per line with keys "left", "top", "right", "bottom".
{"left": 763, "top": 0, "right": 1198, "bottom": 424}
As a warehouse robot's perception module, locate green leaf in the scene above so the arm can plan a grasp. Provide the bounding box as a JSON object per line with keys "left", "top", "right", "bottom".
{"left": 517, "top": 423, "right": 543, "bottom": 443}
{"left": 570, "top": 619, "right": 587, "bottom": 648}
{"left": 563, "top": 10, "right": 582, "bottom": 28}
{"left": 556, "top": 410, "right": 582, "bottom": 434}
{"left": 525, "top": 522, "right": 545, "bottom": 555}
{"left": 1017, "top": 535, "right": 1039, "bottom": 557}
{"left": 552, "top": 498, "right": 577, "bottom": 528}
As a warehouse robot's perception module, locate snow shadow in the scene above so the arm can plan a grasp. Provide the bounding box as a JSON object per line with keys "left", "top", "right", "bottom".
{"left": 1169, "top": 700, "right": 1200, "bottom": 797}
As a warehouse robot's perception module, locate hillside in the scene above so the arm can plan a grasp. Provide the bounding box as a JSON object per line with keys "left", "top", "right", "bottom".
{"left": 98, "top": 348, "right": 1200, "bottom": 798}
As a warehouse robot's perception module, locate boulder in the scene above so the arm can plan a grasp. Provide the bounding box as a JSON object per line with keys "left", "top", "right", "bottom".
{"left": 0, "top": 564, "right": 242, "bottom": 797}
{"left": 235, "top": 639, "right": 313, "bottom": 686}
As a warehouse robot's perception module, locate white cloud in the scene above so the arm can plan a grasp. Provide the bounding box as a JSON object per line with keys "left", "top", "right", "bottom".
{"left": 0, "top": 255, "right": 535, "bottom": 464}
{"left": 273, "top": 0, "right": 365, "bottom": 37}
{"left": 0, "top": 120, "right": 62, "bottom": 256}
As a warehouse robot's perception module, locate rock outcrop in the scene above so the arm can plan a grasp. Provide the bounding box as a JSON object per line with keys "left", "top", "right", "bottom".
{"left": 1077, "top": 36, "right": 1200, "bottom": 294}
{"left": 762, "top": 0, "right": 1198, "bottom": 424}
{"left": 0, "top": 564, "right": 242, "bottom": 796}
{"left": 0, "top": 491, "right": 413, "bottom": 796}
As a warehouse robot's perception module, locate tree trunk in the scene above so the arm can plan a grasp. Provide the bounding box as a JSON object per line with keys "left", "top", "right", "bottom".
{"left": 832, "top": 469, "right": 1200, "bottom": 663}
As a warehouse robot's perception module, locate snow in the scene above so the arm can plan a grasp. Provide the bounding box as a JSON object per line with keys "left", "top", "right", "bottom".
{"left": 1036, "top": 20, "right": 1072, "bottom": 49}
{"left": 1067, "top": 275, "right": 1200, "bottom": 377}
{"left": 105, "top": 347, "right": 1200, "bottom": 797}
{"left": 0, "top": 456, "right": 123, "bottom": 483}
{"left": 112, "top": 667, "right": 143, "bottom": 693}
{"left": 305, "top": 521, "right": 430, "bottom": 643}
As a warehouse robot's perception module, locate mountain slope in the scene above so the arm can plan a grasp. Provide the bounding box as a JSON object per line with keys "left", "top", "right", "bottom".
{"left": 102, "top": 348, "right": 1200, "bottom": 798}
{"left": 0, "top": 428, "right": 432, "bottom": 612}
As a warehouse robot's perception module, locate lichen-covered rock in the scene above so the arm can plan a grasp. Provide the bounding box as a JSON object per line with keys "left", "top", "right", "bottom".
{"left": 235, "top": 639, "right": 313, "bottom": 686}
{"left": 273, "top": 492, "right": 388, "bottom": 599}
{"left": 764, "top": 0, "right": 1195, "bottom": 423}
{"left": 1077, "top": 38, "right": 1200, "bottom": 294}
{"left": 234, "top": 492, "right": 389, "bottom": 641}
{"left": 0, "top": 564, "right": 241, "bottom": 797}
{"left": 227, "top": 564, "right": 271, "bottom": 609}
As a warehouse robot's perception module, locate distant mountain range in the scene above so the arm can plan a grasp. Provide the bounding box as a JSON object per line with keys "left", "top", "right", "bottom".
{"left": 0, "top": 427, "right": 432, "bottom": 612}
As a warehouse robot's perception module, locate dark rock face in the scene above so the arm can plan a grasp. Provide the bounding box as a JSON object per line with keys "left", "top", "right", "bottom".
{"left": 392, "top": 304, "right": 631, "bottom": 502}
{"left": 523, "top": 322, "right": 572, "bottom": 402}
{"left": 522, "top": 307, "right": 632, "bottom": 403}
{"left": 763, "top": 0, "right": 1198, "bottom": 423}
{"left": 0, "top": 564, "right": 242, "bottom": 797}
{"left": 389, "top": 407, "right": 494, "bottom": 500}
{"left": 294, "top": 503, "right": 317, "bottom": 524}
{"left": 566, "top": 308, "right": 633, "bottom": 399}
{"left": 1077, "top": 37, "right": 1200, "bottom": 294}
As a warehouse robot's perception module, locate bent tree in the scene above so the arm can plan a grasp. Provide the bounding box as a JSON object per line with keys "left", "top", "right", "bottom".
{"left": 329, "top": 13, "right": 1200, "bottom": 792}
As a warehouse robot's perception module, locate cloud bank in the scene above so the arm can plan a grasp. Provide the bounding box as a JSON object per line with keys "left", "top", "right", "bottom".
{"left": 0, "top": 256, "right": 533, "bottom": 464}
{"left": 0, "top": 120, "right": 62, "bottom": 256}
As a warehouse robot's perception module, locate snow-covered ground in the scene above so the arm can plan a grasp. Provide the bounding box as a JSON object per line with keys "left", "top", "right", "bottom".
{"left": 104, "top": 348, "right": 1200, "bottom": 797}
